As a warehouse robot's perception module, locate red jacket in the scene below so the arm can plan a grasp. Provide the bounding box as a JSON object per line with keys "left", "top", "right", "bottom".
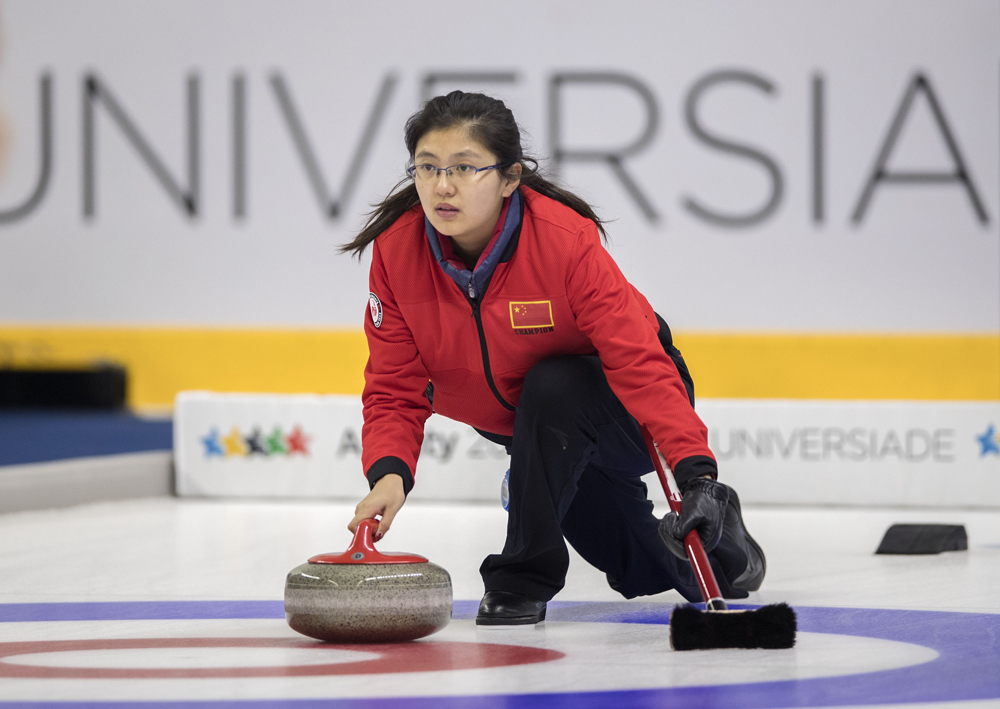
{"left": 362, "top": 186, "right": 715, "bottom": 490}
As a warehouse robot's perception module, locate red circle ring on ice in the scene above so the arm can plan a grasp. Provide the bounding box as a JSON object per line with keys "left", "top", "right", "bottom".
{"left": 0, "top": 638, "right": 564, "bottom": 679}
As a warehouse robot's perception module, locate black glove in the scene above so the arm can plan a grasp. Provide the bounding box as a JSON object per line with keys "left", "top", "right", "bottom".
{"left": 658, "top": 477, "right": 729, "bottom": 560}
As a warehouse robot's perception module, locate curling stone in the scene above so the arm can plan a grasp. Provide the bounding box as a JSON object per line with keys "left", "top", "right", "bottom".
{"left": 285, "top": 518, "right": 452, "bottom": 643}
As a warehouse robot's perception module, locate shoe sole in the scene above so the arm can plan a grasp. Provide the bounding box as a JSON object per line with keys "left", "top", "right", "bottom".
{"left": 725, "top": 486, "right": 767, "bottom": 592}
{"left": 475, "top": 607, "right": 547, "bottom": 626}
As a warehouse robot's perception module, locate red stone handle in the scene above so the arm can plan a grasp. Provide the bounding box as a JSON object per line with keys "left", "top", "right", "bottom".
{"left": 308, "top": 518, "right": 428, "bottom": 565}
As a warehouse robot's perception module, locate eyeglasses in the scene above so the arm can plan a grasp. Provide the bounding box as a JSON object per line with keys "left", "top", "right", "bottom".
{"left": 406, "top": 163, "right": 508, "bottom": 183}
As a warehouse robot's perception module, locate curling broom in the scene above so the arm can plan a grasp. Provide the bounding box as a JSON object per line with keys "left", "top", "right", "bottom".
{"left": 641, "top": 426, "right": 797, "bottom": 650}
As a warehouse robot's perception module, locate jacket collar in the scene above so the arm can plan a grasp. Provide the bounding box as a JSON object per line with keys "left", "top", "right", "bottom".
{"left": 425, "top": 188, "right": 523, "bottom": 300}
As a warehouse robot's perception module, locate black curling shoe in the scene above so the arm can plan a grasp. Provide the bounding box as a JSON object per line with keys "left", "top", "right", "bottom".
{"left": 476, "top": 591, "right": 547, "bottom": 625}
{"left": 710, "top": 484, "right": 766, "bottom": 598}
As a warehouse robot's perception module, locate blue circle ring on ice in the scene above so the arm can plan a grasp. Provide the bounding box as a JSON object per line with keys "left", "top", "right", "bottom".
{"left": 516, "top": 601, "right": 1000, "bottom": 708}
{"left": 0, "top": 600, "right": 997, "bottom": 708}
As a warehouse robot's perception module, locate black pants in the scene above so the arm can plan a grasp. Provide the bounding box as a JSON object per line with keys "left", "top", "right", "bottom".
{"left": 479, "top": 353, "right": 704, "bottom": 603}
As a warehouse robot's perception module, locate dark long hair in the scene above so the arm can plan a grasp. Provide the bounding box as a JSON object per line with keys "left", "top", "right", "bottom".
{"left": 340, "top": 91, "right": 607, "bottom": 258}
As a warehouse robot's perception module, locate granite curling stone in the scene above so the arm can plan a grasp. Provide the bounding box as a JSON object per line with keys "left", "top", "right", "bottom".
{"left": 285, "top": 518, "right": 452, "bottom": 643}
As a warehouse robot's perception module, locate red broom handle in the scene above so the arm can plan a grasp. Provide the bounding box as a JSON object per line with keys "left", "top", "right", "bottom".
{"left": 641, "top": 426, "right": 727, "bottom": 611}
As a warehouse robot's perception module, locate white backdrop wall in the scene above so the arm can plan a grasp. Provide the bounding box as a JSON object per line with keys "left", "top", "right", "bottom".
{"left": 0, "top": 0, "right": 997, "bottom": 332}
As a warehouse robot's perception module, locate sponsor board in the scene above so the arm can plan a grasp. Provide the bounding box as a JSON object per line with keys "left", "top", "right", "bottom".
{"left": 175, "top": 393, "right": 999, "bottom": 507}
{"left": 173, "top": 392, "right": 509, "bottom": 501}
{"left": 697, "top": 400, "right": 1000, "bottom": 507}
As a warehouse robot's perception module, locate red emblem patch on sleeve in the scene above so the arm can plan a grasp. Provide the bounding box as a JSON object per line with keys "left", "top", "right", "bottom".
{"left": 368, "top": 292, "right": 383, "bottom": 328}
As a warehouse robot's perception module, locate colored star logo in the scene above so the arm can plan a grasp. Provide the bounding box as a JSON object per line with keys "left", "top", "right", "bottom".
{"left": 514, "top": 305, "right": 524, "bottom": 314}
{"left": 266, "top": 427, "right": 287, "bottom": 455}
{"left": 286, "top": 425, "right": 310, "bottom": 456}
{"left": 222, "top": 427, "right": 247, "bottom": 457}
{"left": 201, "top": 428, "right": 224, "bottom": 457}
{"left": 976, "top": 425, "right": 1000, "bottom": 457}
{"left": 244, "top": 428, "right": 268, "bottom": 456}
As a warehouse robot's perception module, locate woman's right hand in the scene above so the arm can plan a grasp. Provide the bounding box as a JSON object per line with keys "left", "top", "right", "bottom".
{"left": 348, "top": 474, "right": 406, "bottom": 541}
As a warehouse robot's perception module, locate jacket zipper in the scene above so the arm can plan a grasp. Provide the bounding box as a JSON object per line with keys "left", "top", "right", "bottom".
{"left": 468, "top": 292, "right": 516, "bottom": 412}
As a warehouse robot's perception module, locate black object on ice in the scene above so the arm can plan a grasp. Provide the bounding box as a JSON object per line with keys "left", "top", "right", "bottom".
{"left": 669, "top": 603, "right": 797, "bottom": 651}
{"left": 875, "top": 524, "right": 968, "bottom": 555}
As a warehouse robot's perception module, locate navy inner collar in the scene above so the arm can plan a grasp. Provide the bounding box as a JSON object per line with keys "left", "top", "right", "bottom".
{"left": 425, "top": 189, "right": 522, "bottom": 300}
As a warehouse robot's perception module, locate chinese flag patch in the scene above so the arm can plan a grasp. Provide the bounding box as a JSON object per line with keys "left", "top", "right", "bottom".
{"left": 509, "top": 301, "right": 554, "bottom": 329}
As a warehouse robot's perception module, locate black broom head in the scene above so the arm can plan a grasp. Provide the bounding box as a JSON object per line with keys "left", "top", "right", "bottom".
{"left": 669, "top": 602, "right": 797, "bottom": 650}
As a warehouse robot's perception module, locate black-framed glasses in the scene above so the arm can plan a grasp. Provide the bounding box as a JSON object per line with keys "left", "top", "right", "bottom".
{"left": 406, "top": 163, "right": 508, "bottom": 183}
